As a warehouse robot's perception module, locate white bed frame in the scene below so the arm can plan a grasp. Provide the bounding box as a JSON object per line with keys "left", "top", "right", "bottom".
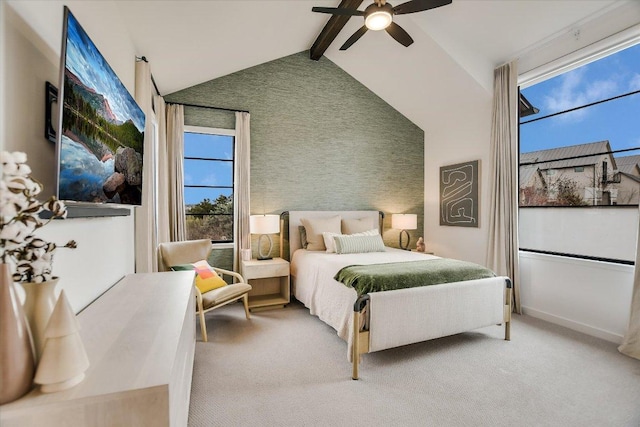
{"left": 285, "top": 211, "right": 512, "bottom": 380}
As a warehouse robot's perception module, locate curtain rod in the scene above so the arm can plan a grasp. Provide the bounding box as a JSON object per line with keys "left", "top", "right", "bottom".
{"left": 165, "top": 101, "right": 249, "bottom": 114}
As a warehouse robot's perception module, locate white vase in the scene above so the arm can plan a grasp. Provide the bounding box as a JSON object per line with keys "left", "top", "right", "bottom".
{"left": 21, "top": 279, "right": 59, "bottom": 361}
{"left": 0, "top": 263, "right": 35, "bottom": 404}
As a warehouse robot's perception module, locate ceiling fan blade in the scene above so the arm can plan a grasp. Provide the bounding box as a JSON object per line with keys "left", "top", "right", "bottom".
{"left": 393, "top": 0, "right": 452, "bottom": 15}
{"left": 340, "top": 25, "right": 368, "bottom": 50}
{"left": 385, "top": 22, "right": 414, "bottom": 47}
{"left": 312, "top": 6, "right": 365, "bottom": 17}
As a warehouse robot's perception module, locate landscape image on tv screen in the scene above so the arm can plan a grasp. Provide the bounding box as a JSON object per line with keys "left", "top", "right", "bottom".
{"left": 57, "top": 7, "right": 145, "bottom": 205}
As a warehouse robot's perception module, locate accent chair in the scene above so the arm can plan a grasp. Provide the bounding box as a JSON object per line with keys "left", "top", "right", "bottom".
{"left": 158, "top": 239, "right": 251, "bottom": 341}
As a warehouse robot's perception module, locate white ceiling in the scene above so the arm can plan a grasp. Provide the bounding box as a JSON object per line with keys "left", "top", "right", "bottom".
{"left": 114, "top": 0, "right": 637, "bottom": 137}
{"left": 117, "top": 0, "right": 624, "bottom": 96}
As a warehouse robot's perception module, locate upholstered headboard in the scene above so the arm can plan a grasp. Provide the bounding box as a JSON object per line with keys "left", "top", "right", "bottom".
{"left": 287, "top": 211, "right": 382, "bottom": 257}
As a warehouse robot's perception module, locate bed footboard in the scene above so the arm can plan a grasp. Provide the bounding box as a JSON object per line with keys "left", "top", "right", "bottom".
{"left": 352, "top": 294, "right": 370, "bottom": 380}
{"left": 351, "top": 277, "right": 513, "bottom": 380}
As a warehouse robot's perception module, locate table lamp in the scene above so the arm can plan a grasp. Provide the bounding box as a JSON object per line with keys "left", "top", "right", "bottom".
{"left": 391, "top": 213, "right": 417, "bottom": 250}
{"left": 250, "top": 214, "right": 280, "bottom": 260}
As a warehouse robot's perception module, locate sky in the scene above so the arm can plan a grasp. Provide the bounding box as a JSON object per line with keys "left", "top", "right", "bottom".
{"left": 183, "top": 133, "right": 234, "bottom": 205}
{"left": 520, "top": 42, "right": 640, "bottom": 157}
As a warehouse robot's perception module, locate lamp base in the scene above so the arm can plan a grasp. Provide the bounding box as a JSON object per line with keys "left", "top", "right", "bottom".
{"left": 257, "top": 234, "right": 274, "bottom": 261}
{"left": 399, "top": 230, "right": 411, "bottom": 251}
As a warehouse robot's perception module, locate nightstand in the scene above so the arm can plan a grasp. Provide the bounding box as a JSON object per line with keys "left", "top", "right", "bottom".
{"left": 240, "top": 257, "right": 290, "bottom": 311}
{"left": 411, "top": 249, "right": 435, "bottom": 255}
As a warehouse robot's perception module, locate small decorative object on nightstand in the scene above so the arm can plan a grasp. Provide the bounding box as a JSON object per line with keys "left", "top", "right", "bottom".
{"left": 416, "top": 236, "right": 425, "bottom": 252}
{"left": 391, "top": 213, "right": 417, "bottom": 250}
{"left": 250, "top": 214, "right": 280, "bottom": 260}
{"left": 241, "top": 258, "right": 290, "bottom": 311}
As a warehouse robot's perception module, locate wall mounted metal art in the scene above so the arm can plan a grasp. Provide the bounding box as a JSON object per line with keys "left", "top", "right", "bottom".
{"left": 440, "top": 160, "right": 479, "bottom": 227}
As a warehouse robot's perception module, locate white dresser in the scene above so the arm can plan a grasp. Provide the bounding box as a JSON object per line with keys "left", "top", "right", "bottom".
{"left": 0, "top": 271, "right": 196, "bottom": 427}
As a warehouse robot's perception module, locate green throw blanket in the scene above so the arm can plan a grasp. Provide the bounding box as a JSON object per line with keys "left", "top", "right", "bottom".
{"left": 334, "top": 259, "right": 496, "bottom": 295}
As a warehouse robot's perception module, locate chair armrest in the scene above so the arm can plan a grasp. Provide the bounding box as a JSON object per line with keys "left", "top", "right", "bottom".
{"left": 211, "top": 267, "right": 246, "bottom": 284}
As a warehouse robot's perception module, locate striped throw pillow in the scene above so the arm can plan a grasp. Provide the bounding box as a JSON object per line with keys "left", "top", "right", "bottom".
{"left": 334, "top": 234, "right": 385, "bottom": 254}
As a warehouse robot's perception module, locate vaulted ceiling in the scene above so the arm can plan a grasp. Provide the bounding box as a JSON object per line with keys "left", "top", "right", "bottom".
{"left": 114, "top": 0, "right": 629, "bottom": 131}
{"left": 117, "top": 0, "right": 622, "bottom": 95}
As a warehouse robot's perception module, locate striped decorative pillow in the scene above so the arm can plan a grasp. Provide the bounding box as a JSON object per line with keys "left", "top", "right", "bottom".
{"left": 334, "top": 234, "right": 385, "bottom": 254}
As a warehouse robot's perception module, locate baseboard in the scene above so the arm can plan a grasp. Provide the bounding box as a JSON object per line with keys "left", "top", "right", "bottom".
{"left": 521, "top": 306, "right": 624, "bottom": 345}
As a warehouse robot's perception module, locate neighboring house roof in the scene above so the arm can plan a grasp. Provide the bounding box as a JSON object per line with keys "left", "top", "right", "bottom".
{"left": 519, "top": 165, "right": 539, "bottom": 188}
{"left": 520, "top": 140, "right": 613, "bottom": 171}
{"left": 519, "top": 93, "right": 539, "bottom": 118}
{"left": 620, "top": 172, "right": 640, "bottom": 184}
{"left": 615, "top": 155, "right": 640, "bottom": 175}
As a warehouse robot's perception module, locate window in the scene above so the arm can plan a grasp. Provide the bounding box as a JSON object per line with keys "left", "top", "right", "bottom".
{"left": 183, "top": 126, "right": 235, "bottom": 243}
{"left": 518, "top": 42, "right": 640, "bottom": 264}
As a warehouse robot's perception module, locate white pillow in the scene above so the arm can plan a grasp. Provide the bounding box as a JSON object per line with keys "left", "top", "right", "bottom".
{"left": 300, "top": 216, "right": 341, "bottom": 251}
{"left": 322, "top": 232, "right": 342, "bottom": 253}
{"left": 342, "top": 217, "right": 376, "bottom": 235}
{"left": 353, "top": 228, "right": 378, "bottom": 236}
{"left": 334, "top": 233, "right": 385, "bottom": 254}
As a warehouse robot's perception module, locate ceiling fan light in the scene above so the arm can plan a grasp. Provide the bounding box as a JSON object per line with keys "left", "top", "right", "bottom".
{"left": 365, "top": 11, "right": 392, "bottom": 31}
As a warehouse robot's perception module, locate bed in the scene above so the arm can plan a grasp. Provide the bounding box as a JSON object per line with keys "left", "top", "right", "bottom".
{"left": 285, "top": 210, "right": 512, "bottom": 380}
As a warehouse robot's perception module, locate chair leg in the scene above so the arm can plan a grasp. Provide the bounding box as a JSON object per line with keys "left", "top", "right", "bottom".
{"left": 243, "top": 294, "right": 251, "bottom": 319}
{"left": 196, "top": 292, "right": 208, "bottom": 342}
{"left": 199, "top": 309, "right": 208, "bottom": 342}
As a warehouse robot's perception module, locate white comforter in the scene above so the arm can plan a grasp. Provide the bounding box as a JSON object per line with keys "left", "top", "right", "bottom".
{"left": 291, "top": 248, "right": 439, "bottom": 349}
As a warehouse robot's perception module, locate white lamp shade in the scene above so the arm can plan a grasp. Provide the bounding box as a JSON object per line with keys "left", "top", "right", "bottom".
{"left": 391, "top": 214, "right": 417, "bottom": 230}
{"left": 250, "top": 214, "right": 280, "bottom": 234}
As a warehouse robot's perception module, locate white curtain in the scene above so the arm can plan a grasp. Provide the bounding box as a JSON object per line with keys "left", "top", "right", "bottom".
{"left": 487, "top": 60, "right": 521, "bottom": 313}
{"left": 154, "top": 95, "right": 170, "bottom": 249}
{"left": 166, "top": 104, "right": 187, "bottom": 242}
{"left": 235, "top": 112, "right": 251, "bottom": 270}
{"left": 619, "top": 205, "right": 640, "bottom": 360}
{"left": 134, "top": 60, "right": 157, "bottom": 273}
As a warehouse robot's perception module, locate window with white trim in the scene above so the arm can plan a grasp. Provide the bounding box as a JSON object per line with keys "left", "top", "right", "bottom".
{"left": 518, "top": 41, "right": 640, "bottom": 264}
{"left": 183, "top": 126, "right": 235, "bottom": 243}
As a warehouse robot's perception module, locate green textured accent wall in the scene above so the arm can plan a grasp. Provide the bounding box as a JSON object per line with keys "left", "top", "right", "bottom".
{"left": 166, "top": 51, "right": 424, "bottom": 254}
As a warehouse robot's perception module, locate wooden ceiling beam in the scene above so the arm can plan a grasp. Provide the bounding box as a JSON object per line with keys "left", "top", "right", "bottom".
{"left": 309, "top": 0, "right": 364, "bottom": 61}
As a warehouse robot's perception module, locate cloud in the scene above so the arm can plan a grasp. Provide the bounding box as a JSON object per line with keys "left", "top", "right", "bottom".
{"left": 184, "top": 173, "right": 193, "bottom": 186}
{"left": 200, "top": 174, "right": 219, "bottom": 186}
{"left": 630, "top": 74, "right": 640, "bottom": 91}
{"left": 543, "top": 67, "right": 619, "bottom": 123}
{"left": 184, "top": 170, "right": 222, "bottom": 187}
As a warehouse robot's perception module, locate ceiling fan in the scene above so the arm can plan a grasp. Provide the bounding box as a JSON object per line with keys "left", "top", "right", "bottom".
{"left": 312, "top": 0, "right": 452, "bottom": 50}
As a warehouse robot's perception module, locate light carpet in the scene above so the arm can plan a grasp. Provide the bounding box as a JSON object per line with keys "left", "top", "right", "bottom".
{"left": 188, "top": 301, "right": 640, "bottom": 427}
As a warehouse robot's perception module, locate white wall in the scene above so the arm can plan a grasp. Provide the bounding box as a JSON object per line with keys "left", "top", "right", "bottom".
{"left": 520, "top": 252, "right": 633, "bottom": 343}
{"left": 2, "top": 0, "right": 138, "bottom": 312}
{"left": 518, "top": 2, "right": 640, "bottom": 85}
{"left": 520, "top": 207, "right": 638, "bottom": 263}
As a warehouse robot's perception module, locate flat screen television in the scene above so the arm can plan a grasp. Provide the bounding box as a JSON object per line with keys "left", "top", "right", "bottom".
{"left": 55, "top": 6, "right": 145, "bottom": 205}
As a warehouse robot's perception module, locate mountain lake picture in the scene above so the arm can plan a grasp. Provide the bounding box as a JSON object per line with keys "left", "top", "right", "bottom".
{"left": 59, "top": 10, "right": 145, "bottom": 205}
